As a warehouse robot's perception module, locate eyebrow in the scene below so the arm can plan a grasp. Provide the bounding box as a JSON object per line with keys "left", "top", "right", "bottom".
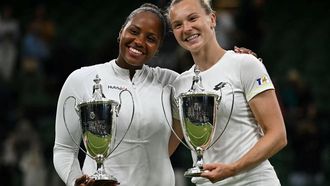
{"left": 171, "top": 20, "right": 181, "bottom": 26}
{"left": 130, "top": 24, "right": 161, "bottom": 38}
{"left": 171, "top": 12, "right": 199, "bottom": 23}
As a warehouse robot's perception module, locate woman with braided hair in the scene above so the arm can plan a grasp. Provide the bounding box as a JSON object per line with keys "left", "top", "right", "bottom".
{"left": 54, "top": 3, "right": 177, "bottom": 186}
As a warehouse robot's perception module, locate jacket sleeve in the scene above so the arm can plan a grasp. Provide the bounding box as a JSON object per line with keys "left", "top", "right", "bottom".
{"left": 53, "top": 70, "right": 84, "bottom": 186}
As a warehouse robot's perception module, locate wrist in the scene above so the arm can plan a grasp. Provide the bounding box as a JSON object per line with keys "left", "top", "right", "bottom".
{"left": 231, "top": 161, "right": 240, "bottom": 176}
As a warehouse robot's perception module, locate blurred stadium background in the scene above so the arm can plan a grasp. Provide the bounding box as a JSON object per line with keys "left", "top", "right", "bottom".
{"left": 0, "top": 0, "right": 329, "bottom": 185}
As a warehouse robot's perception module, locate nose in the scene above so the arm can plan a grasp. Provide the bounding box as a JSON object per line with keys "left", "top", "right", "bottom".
{"left": 182, "top": 21, "right": 193, "bottom": 32}
{"left": 133, "top": 35, "right": 145, "bottom": 47}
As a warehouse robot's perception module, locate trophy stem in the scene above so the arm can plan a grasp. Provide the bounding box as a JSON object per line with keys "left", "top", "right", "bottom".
{"left": 93, "top": 162, "right": 107, "bottom": 179}
{"left": 90, "top": 155, "right": 118, "bottom": 183}
{"left": 184, "top": 147, "right": 204, "bottom": 177}
{"left": 195, "top": 147, "right": 204, "bottom": 169}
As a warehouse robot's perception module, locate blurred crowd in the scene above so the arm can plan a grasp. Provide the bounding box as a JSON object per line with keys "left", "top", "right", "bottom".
{"left": 0, "top": 3, "right": 64, "bottom": 186}
{"left": 0, "top": 0, "right": 329, "bottom": 186}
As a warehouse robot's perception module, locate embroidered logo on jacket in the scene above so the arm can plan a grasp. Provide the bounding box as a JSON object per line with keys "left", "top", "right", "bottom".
{"left": 108, "top": 85, "right": 128, "bottom": 91}
{"left": 256, "top": 75, "right": 269, "bottom": 86}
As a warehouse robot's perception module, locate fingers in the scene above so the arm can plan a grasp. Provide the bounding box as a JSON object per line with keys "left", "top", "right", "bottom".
{"left": 75, "top": 175, "right": 88, "bottom": 186}
{"left": 234, "top": 46, "right": 241, "bottom": 53}
{"left": 234, "top": 46, "right": 258, "bottom": 57}
{"left": 203, "top": 163, "right": 217, "bottom": 171}
{"left": 200, "top": 171, "right": 210, "bottom": 178}
{"left": 234, "top": 46, "right": 249, "bottom": 53}
{"left": 234, "top": 46, "right": 250, "bottom": 53}
{"left": 75, "top": 175, "right": 95, "bottom": 186}
{"left": 200, "top": 168, "right": 217, "bottom": 183}
{"left": 86, "top": 179, "right": 95, "bottom": 186}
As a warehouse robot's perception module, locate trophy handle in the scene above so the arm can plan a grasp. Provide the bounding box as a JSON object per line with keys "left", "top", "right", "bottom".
{"left": 108, "top": 89, "right": 135, "bottom": 154}
{"left": 63, "top": 96, "right": 90, "bottom": 156}
{"left": 206, "top": 82, "right": 235, "bottom": 150}
{"left": 161, "top": 84, "right": 192, "bottom": 150}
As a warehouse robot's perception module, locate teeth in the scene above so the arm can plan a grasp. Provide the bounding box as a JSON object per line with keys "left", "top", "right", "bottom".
{"left": 186, "top": 34, "right": 198, "bottom": 41}
{"left": 129, "top": 47, "right": 142, "bottom": 55}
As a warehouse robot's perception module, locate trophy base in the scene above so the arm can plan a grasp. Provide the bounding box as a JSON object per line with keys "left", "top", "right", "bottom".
{"left": 91, "top": 173, "right": 119, "bottom": 185}
{"left": 93, "top": 179, "right": 120, "bottom": 186}
{"left": 184, "top": 167, "right": 203, "bottom": 177}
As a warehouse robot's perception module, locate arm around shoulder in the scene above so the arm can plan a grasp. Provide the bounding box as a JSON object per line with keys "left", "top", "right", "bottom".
{"left": 168, "top": 118, "right": 183, "bottom": 156}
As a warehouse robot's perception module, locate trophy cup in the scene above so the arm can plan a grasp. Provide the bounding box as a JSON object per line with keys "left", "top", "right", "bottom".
{"left": 162, "top": 68, "right": 234, "bottom": 177}
{"left": 63, "top": 75, "right": 134, "bottom": 185}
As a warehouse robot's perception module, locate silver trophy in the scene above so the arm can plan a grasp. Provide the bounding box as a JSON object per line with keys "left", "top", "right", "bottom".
{"left": 63, "top": 75, "right": 134, "bottom": 185}
{"left": 162, "top": 68, "right": 233, "bottom": 177}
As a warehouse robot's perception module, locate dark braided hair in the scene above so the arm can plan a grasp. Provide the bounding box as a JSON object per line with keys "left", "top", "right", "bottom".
{"left": 122, "top": 3, "right": 168, "bottom": 43}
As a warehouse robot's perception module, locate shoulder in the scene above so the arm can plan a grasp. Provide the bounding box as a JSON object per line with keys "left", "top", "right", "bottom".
{"left": 224, "top": 51, "right": 266, "bottom": 75}
{"left": 66, "top": 62, "right": 110, "bottom": 84}
{"left": 152, "top": 66, "right": 179, "bottom": 77}
{"left": 145, "top": 65, "right": 179, "bottom": 84}
{"left": 172, "top": 66, "right": 194, "bottom": 86}
{"left": 225, "top": 50, "right": 259, "bottom": 64}
{"left": 234, "top": 52, "right": 263, "bottom": 69}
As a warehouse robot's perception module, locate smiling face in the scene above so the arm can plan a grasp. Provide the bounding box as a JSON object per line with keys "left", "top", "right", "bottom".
{"left": 117, "top": 11, "right": 162, "bottom": 69}
{"left": 169, "top": 0, "right": 216, "bottom": 52}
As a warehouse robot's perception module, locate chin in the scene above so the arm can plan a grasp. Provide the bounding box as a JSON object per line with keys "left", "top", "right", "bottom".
{"left": 185, "top": 46, "right": 199, "bottom": 53}
{"left": 127, "top": 61, "right": 144, "bottom": 69}
{"left": 182, "top": 42, "right": 199, "bottom": 52}
{"left": 126, "top": 57, "right": 144, "bottom": 66}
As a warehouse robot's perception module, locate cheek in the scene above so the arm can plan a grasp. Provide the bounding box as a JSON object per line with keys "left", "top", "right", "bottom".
{"left": 147, "top": 43, "right": 160, "bottom": 55}
{"left": 119, "top": 41, "right": 126, "bottom": 54}
{"left": 172, "top": 30, "right": 181, "bottom": 41}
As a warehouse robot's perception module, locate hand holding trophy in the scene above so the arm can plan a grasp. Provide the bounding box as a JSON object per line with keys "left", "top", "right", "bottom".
{"left": 63, "top": 75, "right": 134, "bottom": 185}
{"left": 163, "top": 68, "right": 234, "bottom": 177}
